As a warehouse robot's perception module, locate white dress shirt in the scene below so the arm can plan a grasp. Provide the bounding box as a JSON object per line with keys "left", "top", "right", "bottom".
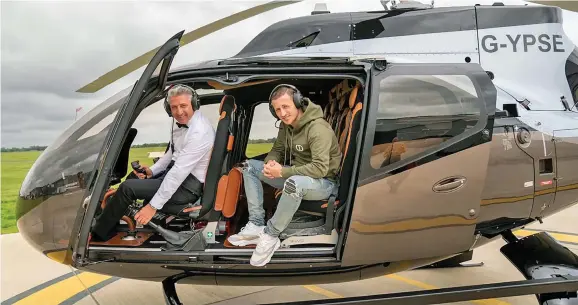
{"left": 148, "top": 110, "right": 215, "bottom": 210}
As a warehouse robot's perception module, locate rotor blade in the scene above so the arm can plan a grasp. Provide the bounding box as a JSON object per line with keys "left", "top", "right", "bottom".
{"left": 526, "top": 0, "right": 578, "bottom": 13}
{"left": 76, "top": 0, "right": 303, "bottom": 93}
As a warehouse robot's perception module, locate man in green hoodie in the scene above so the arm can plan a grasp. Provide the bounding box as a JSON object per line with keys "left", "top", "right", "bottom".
{"left": 228, "top": 84, "right": 342, "bottom": 267}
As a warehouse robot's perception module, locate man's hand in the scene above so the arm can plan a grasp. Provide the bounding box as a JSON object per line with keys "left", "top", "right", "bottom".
{"left": 134, "top": 166, "right": 152, "bottom": 179}
{"left": 263, "top": 161, "right": 282, "bottom": 179}
{"left": 263, "top": 160, "right": 275, "bottom": 178}
{"left": 134, "top": 204, "right": 157, "bottom": 225}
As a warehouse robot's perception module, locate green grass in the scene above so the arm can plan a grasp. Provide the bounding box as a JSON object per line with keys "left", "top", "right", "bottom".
{"left": 1, "top": 151, "right": 41, "bottom": 234}
{"left": 246, "top": 143, "right": 273, "bottom": 158}
{"left": 1, "top": 144, "right": 272, "bottom": 234}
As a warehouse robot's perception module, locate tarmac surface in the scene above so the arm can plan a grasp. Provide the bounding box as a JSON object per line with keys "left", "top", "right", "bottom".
{"left": 2, "top": 203, "right": 577, "bottom": 305}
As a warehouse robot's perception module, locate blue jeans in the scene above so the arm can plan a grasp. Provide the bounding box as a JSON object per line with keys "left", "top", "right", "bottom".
{"left": 242, "top": 159, "right": 336, "bottom": 237}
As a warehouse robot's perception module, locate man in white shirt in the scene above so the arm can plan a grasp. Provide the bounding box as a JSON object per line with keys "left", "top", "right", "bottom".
{"left": 91, "top": 84, "right": 215, "bottom": 242}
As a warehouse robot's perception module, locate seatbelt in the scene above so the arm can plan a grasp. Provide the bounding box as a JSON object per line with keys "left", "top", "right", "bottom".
{"left": 323, "top": 181, "right": 339, "bottom": 233}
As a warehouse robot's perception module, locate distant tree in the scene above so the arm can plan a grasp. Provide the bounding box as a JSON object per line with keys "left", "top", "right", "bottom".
{"left": 1, "top": 146, "right": 48, "bottom": 152}
{"left": 247, "top": 137, "right": 276, "bottom": 144}
{"left": 130, "top": 142, "right": 169, "bottom": 148}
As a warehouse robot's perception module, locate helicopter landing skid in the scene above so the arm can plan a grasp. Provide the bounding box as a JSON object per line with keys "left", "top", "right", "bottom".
{"left": 456, "top": 261, "right": 484, "bottom": 267}
{"left": 160, "top": 230, "right": 578, "bottom": 305}
{"left": 258, "top": 276, "right": 578, "bottom": 305}
{"left": 163, "top": 273, "right": 188, "bottom": 305}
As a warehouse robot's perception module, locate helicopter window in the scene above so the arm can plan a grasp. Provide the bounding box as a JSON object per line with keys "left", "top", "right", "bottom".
{"left": 245, "top": 103, "right": 278, "bottom": 158}
{"left": 19, "top": 86, "right": 131, "bottom": 198}
{"left": 370, "top": 75, "right": 481, "bottom": 169}
{"left": 125, "top": 97, "right": 221, "bottom": 164}
{"left": 287, "top": 31, "right": 320, "bottom": 49}
{"left": 565, "top": 47, "right": 578, "bottom": 109}
{"left": 234, "top": 17, "right": 351, "bottom": 58}
{"left": 77, "top": 110, "right": 118, "bottom": 141}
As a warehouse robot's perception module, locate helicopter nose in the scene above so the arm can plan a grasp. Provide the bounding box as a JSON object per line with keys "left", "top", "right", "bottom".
{"left": 16, "top": 87, "right": 124, "bottom": 264}
{"left": 17, "top": 166, "right": 88, "bottom": 265}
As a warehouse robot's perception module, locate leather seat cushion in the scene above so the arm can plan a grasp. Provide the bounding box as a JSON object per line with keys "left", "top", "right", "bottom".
{"left": 160, "top": 194, "right": 201, "bottom": 218}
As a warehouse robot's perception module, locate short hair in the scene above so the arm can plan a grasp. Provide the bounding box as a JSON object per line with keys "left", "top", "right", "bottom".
{"left": 270, "top": 86, "right": 295, "bottom": 102}
{"left": 167, "top": 84, "right": 194, "bottom": 101}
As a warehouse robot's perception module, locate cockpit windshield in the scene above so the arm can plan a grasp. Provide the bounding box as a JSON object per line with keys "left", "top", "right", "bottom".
{"left": 19, "top": 86, "right": 132, "bottom": 198}
{"left": 19, "top": 84, "right": 223, "bottom": 198}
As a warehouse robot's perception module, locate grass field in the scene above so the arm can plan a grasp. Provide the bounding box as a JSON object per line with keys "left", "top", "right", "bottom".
{"left": 1, "top": 143, "right": 272, "bottom": 234}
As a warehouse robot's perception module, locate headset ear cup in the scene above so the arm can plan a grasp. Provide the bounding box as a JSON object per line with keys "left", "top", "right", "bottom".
{"left": 294, "top": 91, "right": 302, "bottom": 109}
{"left": 194, "top": 89, "right": 201, "bottom": 110}
{"left": 269, "top": 103, "right": 278, "bottom": 119}
{"left": 191, "top": 94, "right": 199, "bottom": 111}
{"left": 164, "top": 99, "right": 172, "bottom": 117}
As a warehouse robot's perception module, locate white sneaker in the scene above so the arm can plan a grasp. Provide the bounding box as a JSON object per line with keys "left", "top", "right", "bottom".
{"left": 250, "top": 231, "right": 280, "bottom": 267}
{"left": 227, "top": 222, "right": 264, "bottom": 246}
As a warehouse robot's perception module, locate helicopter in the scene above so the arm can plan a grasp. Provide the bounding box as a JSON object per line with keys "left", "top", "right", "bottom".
{"left": 15, "top": 0, "right": 578, "bottom": 304}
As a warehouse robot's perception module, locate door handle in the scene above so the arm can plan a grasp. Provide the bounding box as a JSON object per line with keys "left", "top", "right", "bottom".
{"left": 433, "top": 177, "right": 466, "bottom": 193}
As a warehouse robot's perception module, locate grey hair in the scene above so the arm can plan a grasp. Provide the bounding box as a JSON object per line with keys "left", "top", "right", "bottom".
{"left": 167, "top": 84, "right": 195, "bottom": 100}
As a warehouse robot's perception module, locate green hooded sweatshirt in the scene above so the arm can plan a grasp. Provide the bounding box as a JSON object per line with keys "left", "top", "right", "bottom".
{"left": 264, "top": 99, "right": 342, "bottom": 181}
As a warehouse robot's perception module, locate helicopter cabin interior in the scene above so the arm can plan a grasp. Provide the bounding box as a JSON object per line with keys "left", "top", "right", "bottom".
{"left": 87, "top": 76, "right": 367, "bottom": 260}
{"left": 81, "top": 58, "right": 493, "bottom": 267}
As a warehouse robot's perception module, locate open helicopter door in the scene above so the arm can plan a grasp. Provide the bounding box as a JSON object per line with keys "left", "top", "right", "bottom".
{"left": 341, "top": 62, "right": 496, "bottom": 266}
{"left": 69, "top": 31, "right": 183, "bottom": 266}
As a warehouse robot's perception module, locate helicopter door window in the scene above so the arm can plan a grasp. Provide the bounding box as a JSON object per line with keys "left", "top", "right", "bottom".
{"left": 370, "top": 75, "right": 481, "bottom": 169}
{"left": 565, "top": 47, "right": 578, "bottom": 110}
{"left": 126, "top": 97, "right": 221, "bottom": 165}
{"left": 245, "top": 103, "right": 278, "bottom": 158}
{"left": 77, "top": 109, "right": 119, "bottom": 141}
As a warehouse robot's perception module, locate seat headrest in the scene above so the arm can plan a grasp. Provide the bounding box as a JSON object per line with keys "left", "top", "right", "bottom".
{"left": 219, "top": 95, "right": 236, "bottom": 115}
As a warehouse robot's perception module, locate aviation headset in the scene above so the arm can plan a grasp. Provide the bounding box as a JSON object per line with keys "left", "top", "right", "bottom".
{"left": 164, "top": 84, "right": 200, "bottom": 117}
{"left": 268, "top": 84, "right": 305, "bottom": 120}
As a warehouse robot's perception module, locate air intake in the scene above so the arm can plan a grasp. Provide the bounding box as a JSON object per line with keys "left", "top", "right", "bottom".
{"left": 381, "top": 0, "right": 433, "bottom": 10}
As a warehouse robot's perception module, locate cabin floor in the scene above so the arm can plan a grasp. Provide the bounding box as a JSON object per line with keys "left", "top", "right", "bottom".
{"left": 87, "top": 185, "right": 335, "bottom": 252}
{"left": 5, "top": 203, "right": 577, "bottom": 305}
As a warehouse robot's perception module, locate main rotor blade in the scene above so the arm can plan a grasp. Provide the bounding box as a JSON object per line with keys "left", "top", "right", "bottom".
{"left": 76, "top": 0, "right": 303, "bottom": 93}
{"left": 526, "top": 0, "right": 578, "bottom": 13}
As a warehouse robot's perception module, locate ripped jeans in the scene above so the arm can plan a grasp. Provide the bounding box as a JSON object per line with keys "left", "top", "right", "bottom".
{"left": 242, "top": 159, "right": 336, "bottom": 237}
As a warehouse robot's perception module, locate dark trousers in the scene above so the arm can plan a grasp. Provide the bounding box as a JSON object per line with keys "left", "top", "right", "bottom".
{"left": 91, "top": 177, "right": 198, "bottom": 241}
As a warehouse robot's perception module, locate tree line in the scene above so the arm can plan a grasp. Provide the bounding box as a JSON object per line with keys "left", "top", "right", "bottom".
{"left": 1, "top": 138, "right": 276, "bottom": 152}
{"left": 1, "top": 146, "right": 48, "bottom": 152}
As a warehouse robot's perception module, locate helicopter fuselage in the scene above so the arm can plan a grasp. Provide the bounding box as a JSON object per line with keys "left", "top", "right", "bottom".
{"left": 14, "top": 3, "right": 578, "bottom": 290}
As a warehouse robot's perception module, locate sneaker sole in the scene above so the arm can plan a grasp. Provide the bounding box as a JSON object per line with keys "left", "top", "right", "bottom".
{"left": 228, "top": 236, "right": 260, "bottom": 246}
{"left": 250, "top": 238, "right": 281, "bottom": 267}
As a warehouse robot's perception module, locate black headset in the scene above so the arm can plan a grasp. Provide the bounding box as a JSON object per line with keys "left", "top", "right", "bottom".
{"left": 164, "top": 84, "right": 200, "bottom": 117}
{"left": 268, "top": 84, "right": 305, "bottom": 119}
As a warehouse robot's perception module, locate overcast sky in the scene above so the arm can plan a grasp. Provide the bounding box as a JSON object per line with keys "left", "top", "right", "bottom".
{"left": 2, "top": 0, "right": 578, "bottom": 148}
